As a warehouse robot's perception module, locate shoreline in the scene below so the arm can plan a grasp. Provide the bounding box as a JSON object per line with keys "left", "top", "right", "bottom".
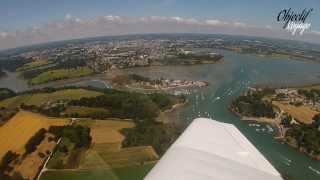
{"left": 241, "top": 116, "right": 285, "bottom": 138}
{"left": 229, "top": 106, "right": 285, "bottom": 138}
{"left": 156, "top": 101, "right": 188, "bottom": 124}
{"left": 14, "top": 58, "right": 222, "bottom": 89}
{"left": 229, "top": 86, "right": 320, "bottom": 160}
{"left": 120, "top": 81, "right": 208, "bottom": 92}
{"left": 251, "top": 82, "right": 320, "bottom": 92}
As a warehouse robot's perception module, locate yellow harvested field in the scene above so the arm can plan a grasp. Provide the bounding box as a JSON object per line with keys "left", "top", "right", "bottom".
{"left": 273, "top": 101, "right": 318, "bottom": 124}
{"left": 14, "top": 135, "right": 57, "bottom": 180}
{"left": 0, "top": 89, "right": 103, "bottom": 108}
{"left": 0, "top": 111, "right": 70, "bottom": 158}
{"left": 79, "top": 120, "right": 134, "bottom": 145}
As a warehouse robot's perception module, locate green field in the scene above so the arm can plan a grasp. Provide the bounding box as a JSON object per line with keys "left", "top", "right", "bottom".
{"left": 30, "top": 67, "right": 94, "bottom": 85}
{"left": 40, "top": 164, "right": 155, "bottom": 180}
{"left": 114, "top": 163, "right": 155, "bottom": 180}
{"left": 17, "top": 59, "right": 51, "bottom": 72}
{"left": 46, "top": 138, "right": 76, "bottom": 169}
{"left": 78, "top": 120, "right": 158, "bottom": 169}
{"left": 98, "top": 146, "right": 157, "bottom": 168}
{"left": 0, "top": 89, "right": 103, "bottom": 108}
{"left": 82, "top": 146, "right": 158, "bottom": 168}
{"left": 67, "top": 119, "right": 158, "bottom": 179}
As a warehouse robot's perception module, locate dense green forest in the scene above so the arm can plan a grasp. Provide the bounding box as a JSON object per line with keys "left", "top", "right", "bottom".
{"left": 69, "top": 92, "right": 159, "bottom": 121}
{"left": 121, "top": 122, "right": 181, "bottom": 155}
{"left": 286, "top": 122, "right": 320, "bottom": 156}
{"left": 49, "top": 125, "right": 92, "bottom": 148}
{"left": 15, "top": 87, "right": 183, "bottom": 121}
{"left": 68, "top": 89, "right": 184, "bottom": 122}
{"left": 24, "top": 128, "right": 47, "bottom": 154}
{"left": 47, "top": 125, "right": 92, "bottom": 169}
{"left": 298, "top": 89, "right": 320, "bottom": 104}
{"left": 231, "top": 89, "right": 276, "bottom": 118}
{"left": 0, "top": 88, "right": 16, "bottom": 101}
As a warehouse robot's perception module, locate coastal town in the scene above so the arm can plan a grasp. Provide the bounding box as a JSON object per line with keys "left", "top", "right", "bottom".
{"left": 0, "top": 36, "right": 224, "bottom": 87}
{"left": 274, "top": 88, "right": 320, "bottom": 112}
{"left": 7, "top": 37, "right": 223, "bottom": 73}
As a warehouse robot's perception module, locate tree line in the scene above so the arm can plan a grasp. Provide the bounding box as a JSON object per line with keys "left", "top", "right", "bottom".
{"left": 48, "top": 125, "right": 91, "bottom": 149}
{"left": 231, "top": 89, "right": 276, "bottom": 118}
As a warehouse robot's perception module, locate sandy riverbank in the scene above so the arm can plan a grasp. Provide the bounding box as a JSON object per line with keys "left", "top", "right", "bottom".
{"left": 156, "top": 101, "right": 188, "bottom": 124}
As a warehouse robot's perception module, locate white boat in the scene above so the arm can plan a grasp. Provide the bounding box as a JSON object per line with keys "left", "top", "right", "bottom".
{"left": 266, "top": 125, "right": 274, "bottom": 132}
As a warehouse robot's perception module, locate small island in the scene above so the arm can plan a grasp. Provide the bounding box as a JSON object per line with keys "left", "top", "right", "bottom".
{"left": 111, "top": 74, "right": 208, "bottom": 91}
{"left": 231, "top": 86, "right": 320, "bottom": 160}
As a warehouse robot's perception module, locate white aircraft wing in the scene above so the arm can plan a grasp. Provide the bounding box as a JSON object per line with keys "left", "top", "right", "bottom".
{"left": 144, "top": 118, "right": 283, "bottom": 180}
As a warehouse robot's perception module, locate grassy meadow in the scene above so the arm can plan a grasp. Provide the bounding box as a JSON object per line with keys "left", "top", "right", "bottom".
{"left": 30, "top": 67, "right": 93, "bottom": 85}
{"left": 40, "top": 163, "right": 155, "bottom": 180}
{"left": 0, "top": 88, "right": 103, "bottom": 108}
{"left": 17, "top": 59, "right": 51, "bottom": 72}
{"left": 273, "top": 101, "right": 318, "bottom": 124}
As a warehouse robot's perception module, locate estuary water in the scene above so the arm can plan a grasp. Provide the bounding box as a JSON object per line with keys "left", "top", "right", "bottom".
{"left": 0, "top": 72, "right": 110, "bottom": 92}
{"left": 124, "top": 50, "right": 320, "bottom": 180}
{"left": 1, "top": 50, "right": 320, "bottom": 179}
{"left": 0, "top": 70, "right": 29, "bottom": 91}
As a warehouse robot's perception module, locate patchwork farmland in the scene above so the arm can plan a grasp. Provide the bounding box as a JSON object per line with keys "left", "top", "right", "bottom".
{"left": 0, "top": 111, "right": 70, "bottom": 159}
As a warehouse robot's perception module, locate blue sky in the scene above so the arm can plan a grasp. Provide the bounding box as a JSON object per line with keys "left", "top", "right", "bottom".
{"left": 1, "top": 0, "right": 319, "bottom": 31}
{"left": 0, "top": 0, "right": 320, "bottom": 49}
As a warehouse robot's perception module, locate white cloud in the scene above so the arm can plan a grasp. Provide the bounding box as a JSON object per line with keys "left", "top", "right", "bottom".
{"left": 0, "top": 32, "right": 8, "bottom": 38}
{"left": 265, "top": 25, "right": 272, "bottom": 30}
{"left": 233, "top": 22, "right": 247, "bottom": 27}
{"left": 205, "top": 19, "right": 229, "bottom": 26}
{"left": 65, "top": 13, "right": 72, "bottom": 20}
{"left": 103, "top": 15, "right": 121, "bottom": 22}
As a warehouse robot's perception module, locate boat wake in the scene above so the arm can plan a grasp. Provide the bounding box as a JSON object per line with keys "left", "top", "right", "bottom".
{"left": 309, "top": 166, "right": 320, "bottom": 175}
